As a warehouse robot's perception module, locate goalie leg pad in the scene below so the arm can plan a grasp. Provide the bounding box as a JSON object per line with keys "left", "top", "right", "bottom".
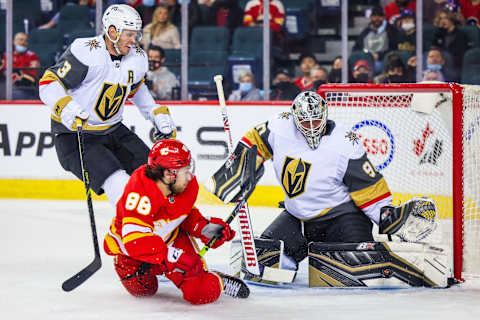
{"left": 234, "top": 238, "right": 297, "bottom": 285}
{"left": 308, "top": 242, "right": 451, "bottom": 288}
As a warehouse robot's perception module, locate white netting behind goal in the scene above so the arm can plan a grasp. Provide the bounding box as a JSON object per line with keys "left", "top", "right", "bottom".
{"left": 320, "top": 84, "right": 480, "bottom": 280}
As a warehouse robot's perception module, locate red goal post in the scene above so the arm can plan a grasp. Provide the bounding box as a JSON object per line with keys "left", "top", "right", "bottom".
{"left": 318, "top": 83, "right": 480, "bottom": 281}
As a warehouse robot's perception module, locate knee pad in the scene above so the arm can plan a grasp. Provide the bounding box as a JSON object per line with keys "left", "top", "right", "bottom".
{"left": 180, "top": 272, "right": 222, "bottom": 305}
{"left": 114, "top": 255, "right": 158, "bottom": 297}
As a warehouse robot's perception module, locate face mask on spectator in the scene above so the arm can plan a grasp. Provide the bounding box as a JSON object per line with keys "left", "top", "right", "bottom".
{"left": 387, "top": 74, "right": 405, "bottom": 83}
{"left": 401, "top": 22, "right": 415, "bottom": 31}
{"left": 427, "top": 64, "right": 443, "bottom": 71}
{"left": 239, "top": 82, "right": 252, "bottom": 92}
{"left": 148, "top": 60, "right": 162, "bottom": 71}
{"left": 15, "top": 45, "right": 27, "bottom": 53}
{"left": 355, "top": 73, "right": 370, "bottom": 83}
{"left": 143, "top": 0, "right": 155, "bottom": 6}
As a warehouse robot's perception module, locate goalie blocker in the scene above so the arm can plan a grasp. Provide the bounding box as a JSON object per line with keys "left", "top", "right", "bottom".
{"left": 206, "top": 142, "right": 264, "bottom": 203}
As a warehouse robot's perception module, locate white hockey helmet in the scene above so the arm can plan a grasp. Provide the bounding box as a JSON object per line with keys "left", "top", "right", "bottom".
{"left": 291, "top": 91, "right": 328, "bottom": 149}
{"left": 102, "top": 4, "right": 142, "bottom": 43}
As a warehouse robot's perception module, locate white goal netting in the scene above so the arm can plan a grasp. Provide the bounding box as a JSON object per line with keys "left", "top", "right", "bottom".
{"left": 320, "top": 83, "right": 480, "bottom": 280}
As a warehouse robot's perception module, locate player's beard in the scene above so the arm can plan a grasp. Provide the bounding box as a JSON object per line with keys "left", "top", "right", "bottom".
{"left": 170, "top": 181, "right": 188, "bottom": 195}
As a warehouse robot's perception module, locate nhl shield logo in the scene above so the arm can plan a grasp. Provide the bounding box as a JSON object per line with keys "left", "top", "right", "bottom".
{"left": 280, "top": 156, "right": 312, "bottom": 198}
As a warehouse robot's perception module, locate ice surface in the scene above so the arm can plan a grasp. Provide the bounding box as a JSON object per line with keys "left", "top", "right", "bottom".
{"left": 1, "top": 199, "right": 479, "bottom": 320}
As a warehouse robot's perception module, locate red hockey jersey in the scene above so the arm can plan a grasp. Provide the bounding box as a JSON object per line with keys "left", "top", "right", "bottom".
{"left": 243, "top": 0, "right": 285, "bottom": 33}
{"left": 104, "top": 165, "right": 208, "bottom": 265}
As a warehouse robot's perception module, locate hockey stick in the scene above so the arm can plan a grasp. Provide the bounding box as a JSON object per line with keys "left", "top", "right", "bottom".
{"left": 199, "top": 145, "right": 259, "bottom": 257}
{"left": 61, "top": 119, "right": 102, "bottom": 292}
{"left": 210, "top": 75, "right": 261, "bottom": 275}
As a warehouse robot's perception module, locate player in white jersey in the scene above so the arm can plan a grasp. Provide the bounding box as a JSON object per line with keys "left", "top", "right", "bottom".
{"left": 208, "top": 91, "right": 437, "bottom": 282}
{"left": 38, "top": 4, "right": 175, "bottom": 207}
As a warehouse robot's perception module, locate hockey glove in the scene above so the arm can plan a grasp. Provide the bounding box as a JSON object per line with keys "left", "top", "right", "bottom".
{"left": 198, "top": 217, "right": 235, "bottom": 249}
{"left": 151, "top": 106, "right": 176, "bottom": 139}
{"left": 163, "top": 246, "right": 204, "bottom": 279}
{"left": 61, "top": 100, "right": 88, "bottom": 130}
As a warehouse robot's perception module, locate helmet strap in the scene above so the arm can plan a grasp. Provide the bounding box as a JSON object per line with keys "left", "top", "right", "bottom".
{"left": 105, "top": 28, "right": 122, "bottom": 55}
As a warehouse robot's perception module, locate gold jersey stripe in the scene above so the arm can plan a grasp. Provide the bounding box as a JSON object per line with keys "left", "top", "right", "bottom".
{"left": 52, "top": 95, "right": 73, "bottom": 121}
{"left": 51, "top": 115, "right": 115, "bottom": 131}
{"left": 39, "top": 70, "right": 67, "bottom": 90}
{"left": 123, "top": 231, "right": 155, "bottom": 244}
{"left": 243, "top": 128, "right": 273, "bottom": 160}
{"left": 122, "top": 217, "right": 153, "bottom": 229}
{"left": 153, "top": 105, "right": 171, "bottom": 115}
{"left": 104, "top": 233, "right": 123, "bottom": 255}
{"left": 350, "top": 178, "right": 391, "bottom": 208}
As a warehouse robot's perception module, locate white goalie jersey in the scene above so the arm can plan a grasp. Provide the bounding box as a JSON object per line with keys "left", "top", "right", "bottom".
{"left": 240, "top": 112, "right": 393, "bottom": 223}
{"left": 39, "top": 35, "right": 157, "bottom": 134}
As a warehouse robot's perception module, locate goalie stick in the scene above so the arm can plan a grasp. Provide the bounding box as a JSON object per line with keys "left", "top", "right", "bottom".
{"left": 61, "top": 119, "right": 102, "bottom": 292}
{"left": 212, "top": 75, "right": 261, "bottom": 275}
{"left": 199, "top": 145, "right": 259, "bottom": 257}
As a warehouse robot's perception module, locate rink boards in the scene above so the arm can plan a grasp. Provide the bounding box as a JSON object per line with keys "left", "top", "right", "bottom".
{"left": 0, "top": 101, "right": 468, "bottom": 218}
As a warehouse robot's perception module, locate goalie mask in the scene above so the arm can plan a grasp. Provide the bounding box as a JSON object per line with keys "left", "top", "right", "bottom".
{"left": 103, "top": 4, "right": 143, "bottom": 53}
{"left": 291, "top": 91, "right": 328, "bottom": 149}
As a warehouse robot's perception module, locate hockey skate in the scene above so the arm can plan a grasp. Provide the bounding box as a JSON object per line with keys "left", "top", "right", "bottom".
{"left": 216, "top": 272, "right": 250, "bottom": 298}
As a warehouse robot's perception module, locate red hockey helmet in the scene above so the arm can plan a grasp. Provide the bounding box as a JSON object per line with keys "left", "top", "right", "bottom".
{"left": 148, "top": 139, "right": 192, "bottom": 170}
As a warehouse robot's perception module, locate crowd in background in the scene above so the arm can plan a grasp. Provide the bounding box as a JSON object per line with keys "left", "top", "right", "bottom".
{"left": 1, "top": 0, "right": 479, "bottom": 100}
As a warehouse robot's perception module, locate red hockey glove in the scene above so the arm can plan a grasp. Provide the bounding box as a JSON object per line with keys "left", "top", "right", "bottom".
{"left": 163, "top": 247, "right": 204, "bottom": 279}
{"left": 199, "top": 217, "right": 236, "bottom": 249}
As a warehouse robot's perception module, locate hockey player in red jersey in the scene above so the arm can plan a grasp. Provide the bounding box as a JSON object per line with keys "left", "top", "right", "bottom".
{"left": 104, "top": 139, "right": 249, "bottom": 304}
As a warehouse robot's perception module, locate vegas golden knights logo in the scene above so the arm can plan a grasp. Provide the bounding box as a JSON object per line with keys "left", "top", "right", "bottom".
{"left": 94, "top": 83, "right": 127, "bottom": 121}
{"left": 281, "top": 156, "right": 312, "bottom": 198}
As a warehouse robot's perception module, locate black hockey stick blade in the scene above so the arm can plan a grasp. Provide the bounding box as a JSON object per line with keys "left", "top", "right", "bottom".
{"left": 62, "top": 256, "right": 102, "bottom": 292}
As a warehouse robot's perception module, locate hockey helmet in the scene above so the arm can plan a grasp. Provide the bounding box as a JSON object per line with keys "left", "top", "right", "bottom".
{"left": 103, "top": 4, "right": 142, "bottom": 42}
{"left": 291, "top": 91, "right": 328, "bottom": 149}
{"left": 148, "top": 139, "right": 192, "bottom": 171}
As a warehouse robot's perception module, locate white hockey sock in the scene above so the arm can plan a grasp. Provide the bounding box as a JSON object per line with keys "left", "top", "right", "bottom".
{"left": 102, "top": 169, "right": 130, "bottom": 208}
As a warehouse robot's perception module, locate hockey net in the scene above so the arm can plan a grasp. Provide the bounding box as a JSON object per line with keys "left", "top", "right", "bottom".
{"left": 318, "top": 83, "right": 480, "bottom": 281}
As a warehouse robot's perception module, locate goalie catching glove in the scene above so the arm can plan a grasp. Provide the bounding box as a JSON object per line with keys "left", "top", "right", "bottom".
{"left": 206, "top": 142, "right": 265, "bottom": 203}
{"left": 379, "top": 197, "right": 437, "bottom": 242}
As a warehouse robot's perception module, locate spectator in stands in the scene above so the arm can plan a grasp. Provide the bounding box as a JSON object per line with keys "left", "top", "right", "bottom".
{"left": 353, "top": 6, "right": 395, "bottom": 75}
{"left": 142, "top": 5, "right": 181, "bottom": 51}
{"left": 0, "top": 32, "right": 41, "bottom": 99}
{"left": 390, "top": 9, "right": 417, "bottom": 53}
{"left": 384, "top": 0, "right": 417, "bottom": 25}
{"left": 422, "top": 47, "right": 458, "bottom": 81}
{"left": 351, "top": 60, "right": 373, "bottom": 83}
{"left": 39, "top": 0, "right": 93, "bottom": 29}
{"left": 310, "top": 66, "right": 329, "bottom": 91}
{"left": 228, "top": 71, "right": 262, "bottom": 101}
{"left": 459, "top": 0, "right": 480, "bottom": 25}
{"left": 271, "top": 68, "right": 300, "bottom": 100}
{"left": 208, "top": 0, "right": 244, "bottom": 33}
{"left": 422, "top": 69, "right": 446, "bottom": 81}
{"left": 294, "top": 53, "right": 317, "bottom": 91}
{"left": 243, "top": 0, "right": 285, "bottom": 35}
{"left": 423, "top": 0, "right": 463, "bottom": 25}
{"left": 374, "top": 52, "right": 411, "bottom": 83}
{"left": 146, "top": 45, "right": 179, "bottom": 100}
{"left": 433, "top": 8, "right": 469, "bottom": 70}
{"left": 328, "top": 56, "right": 342, "bottom": 83}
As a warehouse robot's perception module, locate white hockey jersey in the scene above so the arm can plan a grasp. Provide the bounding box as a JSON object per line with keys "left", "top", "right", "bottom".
{"left": 39, "top": 35, "right": 158, "bottom": 134}
{"left": 241, "top": 112, "right": 393, "bottom": 224}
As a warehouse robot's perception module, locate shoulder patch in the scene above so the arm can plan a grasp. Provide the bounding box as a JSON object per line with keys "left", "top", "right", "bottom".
{"left": 134, "top": 46, "right": 145, "bottom": 57}
{"left": 84, "top": 39, "right": 101, "bottom": 51}
{"left": 278, "top": 112, "right": 291, "bottom": 120}
{"left": 345, "top": 130, "right": 360, "bottom": 145}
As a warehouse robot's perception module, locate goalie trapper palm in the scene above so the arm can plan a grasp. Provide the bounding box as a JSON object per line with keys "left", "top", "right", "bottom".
{"left": 379, "top": 197, "right": 437, "bottom": 243}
